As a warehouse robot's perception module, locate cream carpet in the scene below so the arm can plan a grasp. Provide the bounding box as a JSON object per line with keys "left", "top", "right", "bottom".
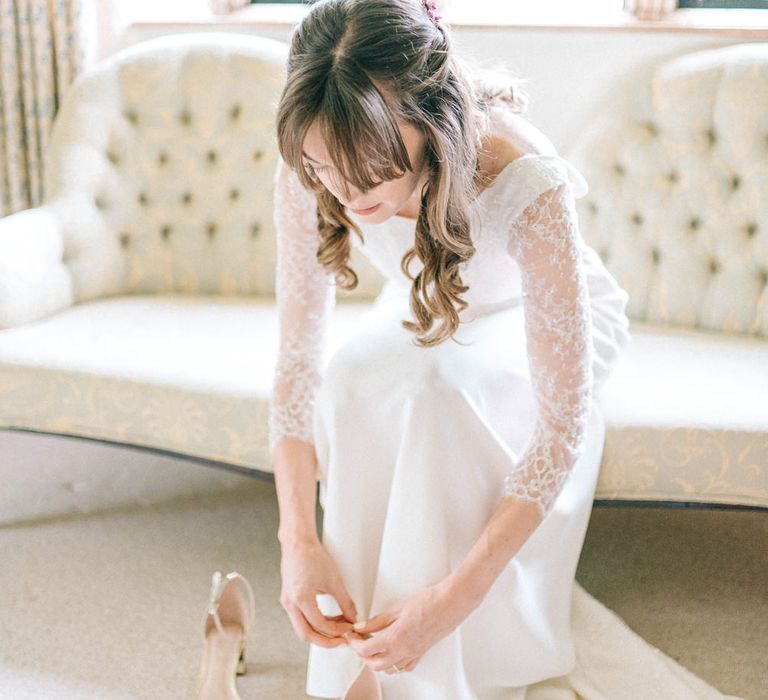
{"left": 0, "top": 432, "right": 765, "bottom": 699}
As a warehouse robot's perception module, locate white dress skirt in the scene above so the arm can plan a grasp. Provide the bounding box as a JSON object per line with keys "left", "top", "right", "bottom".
{"left": 306, "top": 284, "right": 742, "bottom": 700}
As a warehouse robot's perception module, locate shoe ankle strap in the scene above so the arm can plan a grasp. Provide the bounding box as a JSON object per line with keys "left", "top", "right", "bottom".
{"left": 205, "top": 570, "right": 256, "bottom": 640}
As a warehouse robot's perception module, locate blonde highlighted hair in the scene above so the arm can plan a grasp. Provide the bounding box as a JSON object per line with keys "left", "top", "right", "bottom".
{"left": 275, "top": 0, "right": 529, "bottom": 346}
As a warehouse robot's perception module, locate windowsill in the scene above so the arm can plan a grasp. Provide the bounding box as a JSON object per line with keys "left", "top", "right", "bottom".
{"left": 127, "top": 5, "right": 768, "bottom": 35}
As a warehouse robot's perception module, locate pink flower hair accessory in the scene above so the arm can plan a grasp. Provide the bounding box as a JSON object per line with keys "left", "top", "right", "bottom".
{"left": 422, "top": 0, "right": 442, "bottom": 26}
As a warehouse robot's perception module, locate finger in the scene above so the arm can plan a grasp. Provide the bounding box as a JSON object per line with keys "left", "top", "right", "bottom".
{"left": 403, "top": 656, "right": 420, "bottom": 672}
{"left": 352, "top": 609, "right": 394, "bottom": 635}
{"left": 286, "top": 604, "right": 347, "bottom": 648}
{"left": 384, "top": 657, "right": 416, "bottom": 674}
{"left": 367, "top": 650, "right": 410, "bottom": 673}
{"left": 303, "top": 597, "right": 355, "bottom": 637}
{"left": 347, "top": 633, "right": 389, "bottom": 659}
{"left": 325, "top": 614, "right": 350, "bottom": 623}
{"left": 332, "top": 587, "right": 359, "bottom": 624}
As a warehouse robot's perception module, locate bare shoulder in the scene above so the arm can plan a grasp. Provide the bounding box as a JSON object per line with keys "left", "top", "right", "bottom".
{"left": 480, "top": 108, "right": 558, "bottom": 183}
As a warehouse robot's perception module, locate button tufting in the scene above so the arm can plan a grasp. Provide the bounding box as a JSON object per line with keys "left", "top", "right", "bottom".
{"left": 666, "top": 171, "right": 679, "bottom": 184}
{"left": 158, "top": 151, "right": 169, "bottom": 165}
{"left": 588, "top": 201, "right": 598, "bottom": 215}
{"left": 138, "top": 192, "right": 149, "bottom": 206}
{"left": 181, "top": 191, "right": 193, "bottom": 205}
{"left": 651, "top": 247, "right": 660, "bottom": 264}
{"left": 708, "top": 258, "right": 719, "bottom": 274}
{"left": 599, "top": 247, "right": 608, "bottom": 259}
{"left": 705, "top": 127, "right": 717, "bottom": 146}
{"left": 124, "top": 109, "right": 139, "bottom": 125}
{"left": 730, "top": 174, "right": 741, "bottom": 190}
{"left": 643, "top": 121, "right": 658, "bottom": 137}
{"left": 106, "top": 151, "right": 120, "bottom": 166}
{"left": 230, "top": 188, "right": 240, "bottom": 201}
{"left": 613, "top": 163, "right": 625, "bottom": 176}
{"left": 206, "top": 222, "right": 218, "bottom": 237}
{"left": 119, "top": 232, "right": 131, "bottom": 249}
{"left": 161, "top": 224, "right": 172, "bottom": 240}
{"left": 759, "top": 268, "right": 768, "bottom": 286}
{"left": 179, "top": 110, "right": 192, "bottom": 125}
{"left": 251, "top": 222, "right": 261, "bottom": 237}
{"left": 746, "top": 221, "right": 758, "bottom": 237}
{"left": 631, "top": 212, "right": 643, "bottom": 226}
{"left": 230, "top": 104, "right": 242, "bottom": 120}
{"left": 94, "top": 195, "right": 106, "bottom": 209}
{"left": 253, "top": 149, "right": 264, "bottom": 161}
{"left": 207, "top": 150, "right": 218, "bottom": 164}
{"left": 689, "top": 216, "right": 701, "bottom": 231}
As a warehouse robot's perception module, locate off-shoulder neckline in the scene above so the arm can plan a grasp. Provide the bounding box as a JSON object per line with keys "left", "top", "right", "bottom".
{"left": 389, "top": 152, "right": 564, "bottom": 224}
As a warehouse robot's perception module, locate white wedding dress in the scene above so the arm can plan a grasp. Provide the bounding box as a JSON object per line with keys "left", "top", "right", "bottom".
{"left": 267, "top": 153, "right": 744, "bottom": 700}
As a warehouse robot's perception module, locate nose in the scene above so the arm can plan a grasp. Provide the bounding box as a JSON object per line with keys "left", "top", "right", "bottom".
{"left": 337, "top": 183, "right": 368, "bottom": 210}
{"left": 323, "top": 170, "right": 372, "bottom": 208}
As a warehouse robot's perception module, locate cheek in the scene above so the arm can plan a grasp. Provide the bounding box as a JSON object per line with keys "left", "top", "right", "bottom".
{"left": 380, "top": 180, "right": 410, "bottom": 205}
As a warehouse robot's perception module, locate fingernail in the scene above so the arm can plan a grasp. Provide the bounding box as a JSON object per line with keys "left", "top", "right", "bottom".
{"left": 353, "top": 620, "right": 367, "bottom": 630}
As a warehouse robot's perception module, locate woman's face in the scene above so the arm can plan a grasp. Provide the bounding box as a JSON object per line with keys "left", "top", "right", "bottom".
{"left": 301, "top": 115, "right": 429, "bottom": 223}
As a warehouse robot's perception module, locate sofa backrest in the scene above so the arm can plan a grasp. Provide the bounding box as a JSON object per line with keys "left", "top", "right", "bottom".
{"left": 566, "top": 42, "right": 768, "bottom": 338}
{"left": 43, "top": 32, "right": 383, "bottom": 302}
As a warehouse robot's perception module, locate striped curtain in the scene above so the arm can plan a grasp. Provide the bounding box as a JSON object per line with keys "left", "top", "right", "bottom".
{"left": 0, "top": 0, "right": 85, "bottom": 217}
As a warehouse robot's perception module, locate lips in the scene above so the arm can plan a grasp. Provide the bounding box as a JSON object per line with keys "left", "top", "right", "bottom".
{"left": 351, "top": 203, "right": 381, "bottom": 215}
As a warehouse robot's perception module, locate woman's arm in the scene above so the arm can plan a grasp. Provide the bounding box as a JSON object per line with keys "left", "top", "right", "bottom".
{"left": 269, "top": 158, "right": 336, "bottom": 549}
{"left": 442, "top": 181, "right": 594, "bottom": 612}
{"left": 273, "top": 438, "right": 323, "bottom": 547}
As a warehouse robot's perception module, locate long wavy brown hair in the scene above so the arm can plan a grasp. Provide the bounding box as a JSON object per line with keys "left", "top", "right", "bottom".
{"left": 275, "top": 0, "right": 529, "bottom": 347}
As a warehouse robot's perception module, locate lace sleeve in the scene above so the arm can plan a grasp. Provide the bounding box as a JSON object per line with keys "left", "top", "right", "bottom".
{"left": 502, "top": 182, "right": 594, "bottom": 519}
{"left": 267, "top": 158, "right": 336, "bottom": 459}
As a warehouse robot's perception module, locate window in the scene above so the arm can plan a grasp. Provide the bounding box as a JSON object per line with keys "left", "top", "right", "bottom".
{"left": 677, "top": 1, "right": 767, "bottom": 6}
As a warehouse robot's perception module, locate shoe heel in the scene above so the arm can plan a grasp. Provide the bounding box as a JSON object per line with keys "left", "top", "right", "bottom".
{"left": 236, "top": 645, "right": 246, "bottom": 675}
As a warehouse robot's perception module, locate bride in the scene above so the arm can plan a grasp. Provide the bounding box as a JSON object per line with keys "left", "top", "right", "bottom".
{"left": 265, "top": 0, "right": 745, "bottom": 698}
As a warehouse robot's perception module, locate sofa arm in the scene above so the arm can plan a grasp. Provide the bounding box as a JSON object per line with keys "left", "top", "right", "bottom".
{"left": 0, "top": 206, "right": 74, "bottom": 330}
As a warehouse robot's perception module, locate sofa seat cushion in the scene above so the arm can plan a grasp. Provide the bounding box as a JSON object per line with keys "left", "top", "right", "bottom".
{"left": 0, "top": 294, "right": 369, "bottom": 472}
{"left": 0, "top": 297, "right": 765, "bottom": 508}
{"left": 596, "top": 320, "right": 768, "bottom": 508}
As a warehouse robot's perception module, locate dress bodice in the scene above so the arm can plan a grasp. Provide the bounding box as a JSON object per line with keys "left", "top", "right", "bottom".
{"left": 346, "top": 154, "right": 591, "bottom": 318}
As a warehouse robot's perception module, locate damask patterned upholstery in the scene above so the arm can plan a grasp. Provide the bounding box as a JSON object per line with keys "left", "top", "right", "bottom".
{"left": 0, "top": 34, "right": 765, "bottom": 519}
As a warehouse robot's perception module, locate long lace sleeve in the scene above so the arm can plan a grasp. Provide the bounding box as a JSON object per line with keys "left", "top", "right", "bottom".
{"left": 267, "top": 158, "right": 336, "bottom": 459}
{"left": 502, "top": 182, "right": 594, "bottom": 520}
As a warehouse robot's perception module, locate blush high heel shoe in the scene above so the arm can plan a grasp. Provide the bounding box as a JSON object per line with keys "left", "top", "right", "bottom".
{"left": 195, "top": 570, "right": 256, "bottom": 700}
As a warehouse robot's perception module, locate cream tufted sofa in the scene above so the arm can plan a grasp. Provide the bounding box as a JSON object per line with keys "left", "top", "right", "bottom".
{"left": 564, "top": 42, "right": 768, "bottom": 511}
{"left": 0, "top": 34, "right": 765, "bottom": 520}
{"left": 0, "top": 32, "right": 382, "bottom": 506}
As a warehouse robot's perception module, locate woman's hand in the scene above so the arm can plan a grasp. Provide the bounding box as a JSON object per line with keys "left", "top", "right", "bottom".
{"left": 279, "top": 539, "right": 358, "bottom": 648}
{"left": 344, "top": 578, "right": 474, "bottom": 673}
